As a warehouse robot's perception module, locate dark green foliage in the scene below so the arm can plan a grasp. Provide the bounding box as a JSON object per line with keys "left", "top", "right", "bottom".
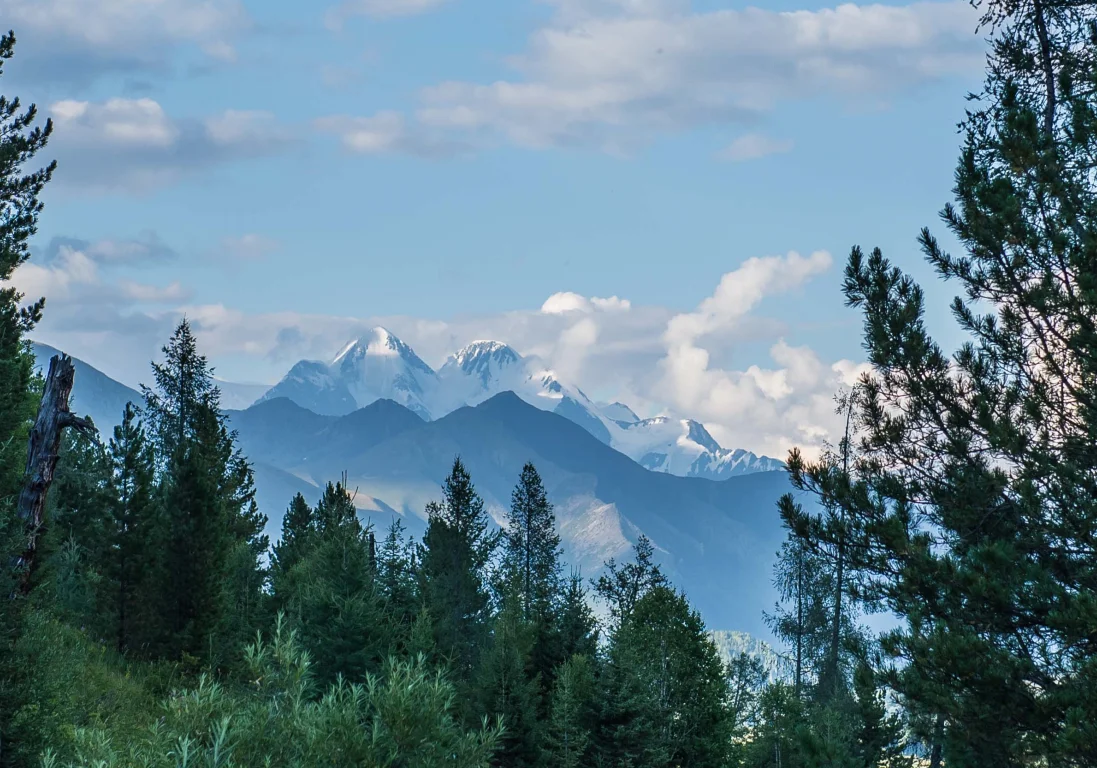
{"left": 419, "top": 458, "right": 498, "bottom": 681}
{"left": 276, "top": 481, "right": 389, "bottom": 686}
{"left": 0, "top": 30, "right": 53, "bottom": 518}
{"left": 600, "top": 586, "right": 733, "bottom": 768}
{"left": 270, "top": 492, "right": 315, "bottom": 608}
{"left": 377, "top": 518, "right": 422, "bottom": 652}
{"left": 42, "top": 620, "right": 502, "bottom": 768}
{"left": 107, "top": 402, "right": 157, "bottom": 653}
{"left": 782, "top": 1, "right": 1097, "bottom": 763}
{"left": 592, "top": 535, "right": 667, "bottom": 632}
{"left": 557, "top": 570, "right": 598, "bottom": 660}
{"left": 545, "top": 654, "right": 597, "bottom": 768}
{"left": 142, "top": 320, "right": 268, "bottom": 666}
{"left": 501, "top": 463, "right": 563, "bottom": 690}
{"left": 475, "top": 585, "right": 543, "bottom": 768}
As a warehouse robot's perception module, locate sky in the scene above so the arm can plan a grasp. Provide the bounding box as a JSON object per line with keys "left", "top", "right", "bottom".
{"left": 4, "top": 0, "right": 990, "bottom": 460}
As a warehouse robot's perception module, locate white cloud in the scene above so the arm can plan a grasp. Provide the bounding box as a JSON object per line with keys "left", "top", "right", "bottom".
{"left": 325, "top": 0, "right": 450, "bottom": 28}
{"left": 542, "top": 291, "right": 632, "bottom": 314}
{"left": 48, "top": 98, "right": 294, "bottom": 193}
{"left": 0, "top": 0, "right": 250, "bottom": 87}
{"left": 719, "top": 133, "right": 794, "bottom": 162}
{"left": 17, "top": 240, "right": 866, "bottom": 460}
{"left": 404, "top": 0, "right": 983, "bottom": 151}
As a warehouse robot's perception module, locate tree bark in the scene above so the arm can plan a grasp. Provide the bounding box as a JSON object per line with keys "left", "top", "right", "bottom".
{"left": 14, "top": 354, "right": 95, "bottom": 594}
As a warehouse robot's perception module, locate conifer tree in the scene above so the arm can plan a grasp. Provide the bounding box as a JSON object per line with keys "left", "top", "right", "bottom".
{"left": 546, "top": 653, "right": 597, "bottom": 768}
{"left": 501, "top": 462, "right": 564, "bottom": 689}
{"left": 784, "top": 0, "right": 1097, "bottom": 761}
{"left": 419, "top": 458, "right": 498, "bottom": 681}
{"left": 0, "top": 31, "right": 53, "bottom": 511}
{"left": 285, "top": 483, "right": 386, "bottom": 686}
{"left": 474, "top": 582, "right": 543, "bottom": 768}
{"left": 557, "top": 570, "right": 598, "bottom": 660}
{"left": 605, "top": 585, "right": 733, "bottom": 768}
{"left": 768, "top": 494, "right": 843, "bottom": 698}
{"left": 377, "top": 518, "right": 420, "bottom": 647}
{"left": 270, "top": 493, "right": 315, "bottom": 598}
{"left": 107, "top": 402, "right": 156, "bottom": 653}
{"left": 593, "top": 535, "right": 667, "bottom": 632}
{"left": 142, "top": 320, "right": 267, "bottom": 665}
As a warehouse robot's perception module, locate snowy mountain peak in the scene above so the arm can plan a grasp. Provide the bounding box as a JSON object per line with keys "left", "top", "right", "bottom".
{"left": 332, "top": 327, "right": 435, "bottom": 378}
{"left": 685, "top": 420, "right": 723, "bottom": 454}
{"left": 446, "top": 340, "right": 522, "bottom": 384}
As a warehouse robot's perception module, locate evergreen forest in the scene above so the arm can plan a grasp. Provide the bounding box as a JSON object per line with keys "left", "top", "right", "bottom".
{"left": 1, "top": 0, "right": 1096, "bottom": 764}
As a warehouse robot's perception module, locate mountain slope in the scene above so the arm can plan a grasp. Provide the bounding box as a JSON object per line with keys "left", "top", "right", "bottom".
{"left": 31, "top": 342, "right": 142, "bottom": 433}
{"left": 230, "top": 391, "right": 797, "bottom": 636}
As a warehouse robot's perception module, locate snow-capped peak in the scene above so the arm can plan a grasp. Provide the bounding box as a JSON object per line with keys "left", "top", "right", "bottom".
{"left": 447, "top": 340, "right": 521, "bottom": 379}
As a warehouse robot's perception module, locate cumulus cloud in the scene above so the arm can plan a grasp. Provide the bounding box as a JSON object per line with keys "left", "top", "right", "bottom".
{"left": 718, "top": 133, "right": 794, "bottom": 162}
{"left": 47, "top": 98, "right": 294, "bottom": 193}
{"left": 541, "top": 292, "right": 632, "bottom": 314}
{"left": 0, "top": 0, "right": 250, "bottom": 88}
{"left": 33, "top": 232, "right": 178, "bottom": 266}
{"left": 401, "top": 0, "right": 983, "bottom": 151}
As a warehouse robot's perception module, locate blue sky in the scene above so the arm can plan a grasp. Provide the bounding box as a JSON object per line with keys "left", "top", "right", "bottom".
{"left": 5, "top": 0, "right": 987, "bottom": 457}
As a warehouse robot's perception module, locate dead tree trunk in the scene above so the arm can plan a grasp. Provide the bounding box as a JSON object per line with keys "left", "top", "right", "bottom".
{"left": 14, "top": 354, "right": 95, "bottom": 594}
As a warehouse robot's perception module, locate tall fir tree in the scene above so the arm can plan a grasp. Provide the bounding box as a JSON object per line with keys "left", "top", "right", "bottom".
{"left": 142, "top": 320, "right": 267, "bottom": 666}
{"left": 545, "top": 653, "right": 597, "bottom": 768}
{"left": 270, "top": 492, "right": 316, "bottom": 606}
{"left": 784, "top": 0, "right": 1097, "bottom": 763}
{"left": 501, "top": 463, "right": 564, "bottom": 690}
{"left": 419, "top": 457, "right": 498, "bottom": 682}
{"left": 107, "top": 402, "right": 157, "bottom": 653}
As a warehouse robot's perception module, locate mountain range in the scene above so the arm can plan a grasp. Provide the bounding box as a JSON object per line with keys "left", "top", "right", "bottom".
{"left": 259, "top": 327, "right": 784, "bottom": 481}
{"left": 30, "top": 340, "right": 805, "bottom": 638}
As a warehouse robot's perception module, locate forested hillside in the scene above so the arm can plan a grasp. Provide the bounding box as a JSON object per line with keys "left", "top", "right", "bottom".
{"left": 2, "top": 0, "right": 1097, "bottom": 764}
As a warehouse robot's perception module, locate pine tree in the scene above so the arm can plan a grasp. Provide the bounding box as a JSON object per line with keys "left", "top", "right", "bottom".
{"left": 107, "top": 402, "right": 157, "bottom": 653}
{"left": 0, "top": 31, "right": 53, "bottom": 526}
{"left": 501, "top": 462, "right": 564, "bottom": 690}
{"left": 768, "top": 494, "right": 845, "bottom": 699}
{"left": 784, "top": 0, "right": 1097, "bottom": 762}
{"left": 419, "top": 457, "right": 498, "bottom": 681}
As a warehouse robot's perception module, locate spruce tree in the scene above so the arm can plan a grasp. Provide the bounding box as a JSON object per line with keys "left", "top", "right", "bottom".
{"left": 377, "top": 518, "right": 420, "bottom": 649}
{"left": 107, "top": 402, "right": 157, "bottom": 653}
{"left": 545, "top": 653, "right": 597, "bottom": 768}
{"left": 285, "top": 483, "right": 386, "bottom": 686}
{"left": 557, "top": 570, "right": 598, "bottom": 660}
{"left": 270, "top": 492, "right": 316, "bottom": 600}
{"left": 143, "top": 320, "right": 267, "bottom": 666}
{"left": 501, "top": 462, "right": 564, "bottom": 690}
{"left": 419, "top": 457, "right": 498, "bottom": 681}
{"left": 784, "top": 0, "right": 1097, "bottom": 762}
